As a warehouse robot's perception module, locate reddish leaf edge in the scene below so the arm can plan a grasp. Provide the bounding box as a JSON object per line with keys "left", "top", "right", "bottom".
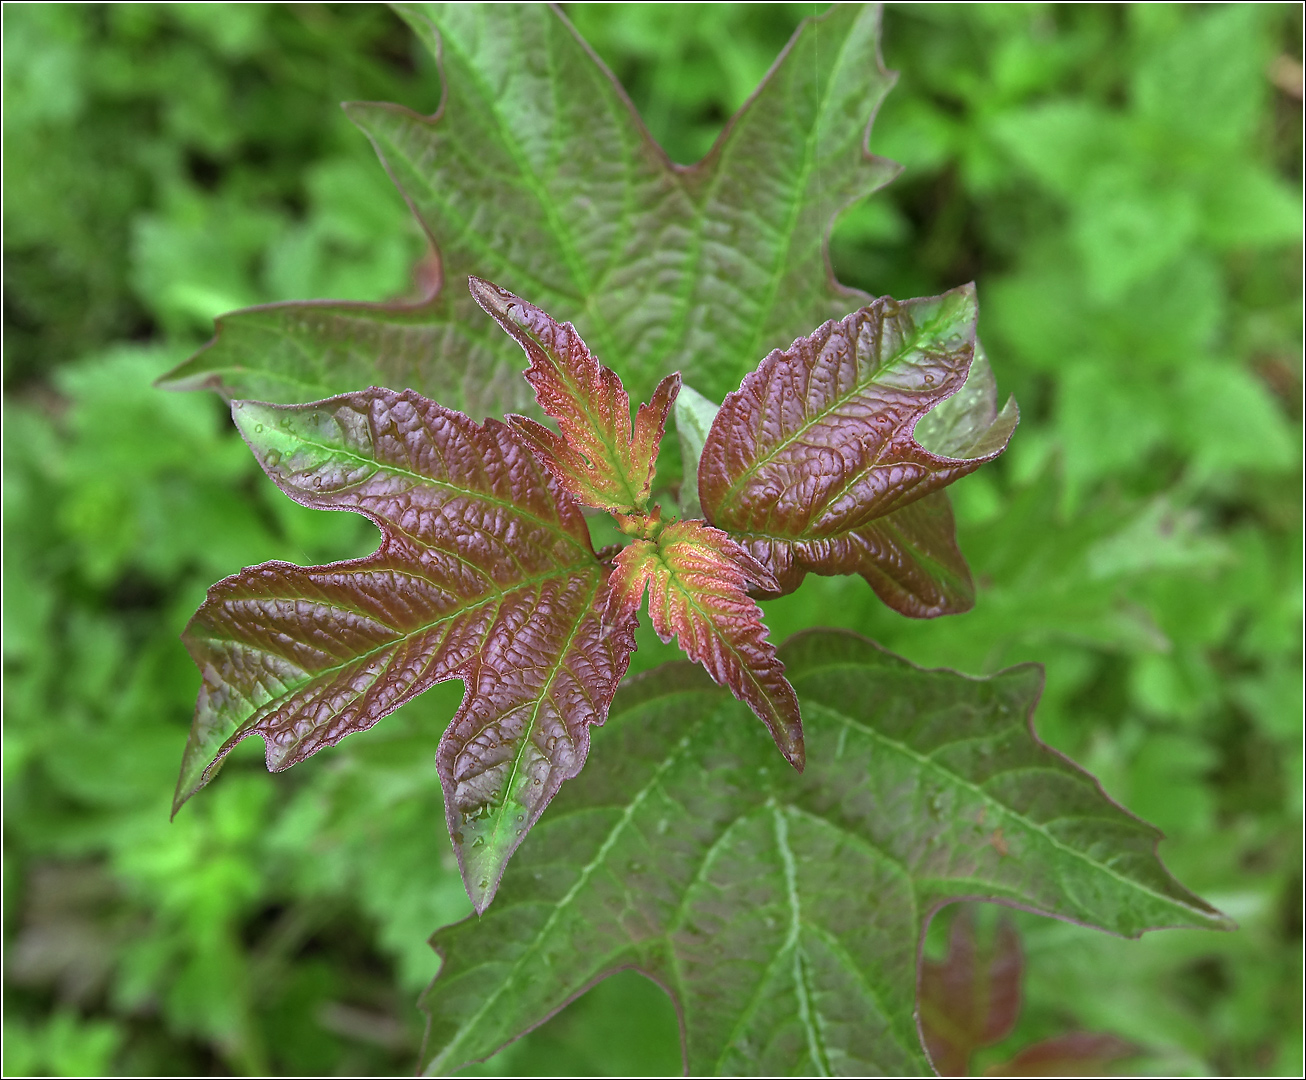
{"left": 168, "top": 392, "right": 621, "bottom": 822}
{"left": 469, "top": 275, "right": 682, "bottom": 514}
{"left": 603, "top": 518, "right": 805, "bottom": 771}
{"left": 419, "top": 628, "right": 1233, "bottom": 1078}
{"left": 698, "top": 285, "right": 1019, "bottom": 614}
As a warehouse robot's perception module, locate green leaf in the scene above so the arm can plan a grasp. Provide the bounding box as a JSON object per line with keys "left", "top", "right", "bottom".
{"left": 174, "top": 388, "right": 638, "bottom": 912}
{"left": 419, "top": 631, "right": 1229, "bottom": 1076}
{"left": 698, "top": 286, "right": 1017, "bottom": 616}
{"left": 156, "top": 295, "right": 535, "bottom": 420}
{"left": 161, "top": 1, "right": 899, "bottom": 405}
{"left": 674, "top": 383, "right": 721, "bottom": 519}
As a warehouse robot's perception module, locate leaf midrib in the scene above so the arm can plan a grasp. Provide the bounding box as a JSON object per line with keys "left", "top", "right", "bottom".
{"left": 712, "top": 303, "right": 964, "bottom": 515}
{"left": 476, "top": 573, "right": 603, "bottom": 883}
{"left": 274, "top": 427, "right": 590, "bottom": 555}
{"left": 799, "top": 694, "right": 1219, "bottom": 924}
{"left": 199, "top": 560, "right": 600, "bottom": 754}
{"left": 729, "top": 14, "right": 861, "bottom": 388}
{"left": 434, "top": 14, "right": 625, "bottom": 365}
{"left": 434, "top": 719, "right": 699, "bottom": 1071}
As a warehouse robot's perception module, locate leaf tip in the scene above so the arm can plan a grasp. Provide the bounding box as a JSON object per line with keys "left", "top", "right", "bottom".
{"left": 467, "top": 275, "right": 520, "bottom": 324}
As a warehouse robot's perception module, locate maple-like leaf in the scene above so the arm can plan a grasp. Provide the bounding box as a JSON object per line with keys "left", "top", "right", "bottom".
{"left": 418, "top": 630, "right": 1228, "bottom": 1076}
{"left": 698, "top": 285, "right": 1019, "bottom": 616}
{"left": 158, "top": 2, "right": 899, "bottom": 410}
{"left": 469, "top": 277, "right": 680, "bottom": 514}
{"left": 604, "top": 518, "right": 803, "bottom": 769}
{"left": 172, "top": 388, "right": 637, "bottom": 912}
{"left": 920, "top": 907, "right": 1023, "bottom": 1076}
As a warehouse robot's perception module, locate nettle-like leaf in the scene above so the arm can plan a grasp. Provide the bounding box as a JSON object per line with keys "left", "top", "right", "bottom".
{"left": 419, "top": 631, "right": 1229, "bottom": 1076}
{"left": 605, "top": 518, "right": 804, "bottom": 769}
{"left": 699, "top": 286, "right": 1019, "bottom": 616}
{"left": 158, "top": 2, "right": 898, "bottom": 411}
{"left": 174, "top": 388, "right": 637, "bottom": 912}
{"left": 469, "top": 277, "right": 680, "bottom": 514}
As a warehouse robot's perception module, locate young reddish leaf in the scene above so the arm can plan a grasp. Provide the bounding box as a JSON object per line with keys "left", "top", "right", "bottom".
{"left": 920, "top": 907, "right": 1023, "bottom": 1076}
{"left": 174, "top": 388, "right": 637, "bottom": 913}
{"left": 162, "top": 4, "right": 899, "bottom": 407}
{"left": 469, "top": 277, "right": 680, "bottom": 513}
{"left": 604, "top": 519, "right": 803, "bottom": 769}
{"left": 698, "top": 286, "right": 1019, "bottom": 616}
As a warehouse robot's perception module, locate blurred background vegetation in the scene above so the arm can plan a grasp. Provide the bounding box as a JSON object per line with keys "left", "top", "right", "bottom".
{"left": 3, "top": 3, "right": 1300, "bottom": 1075}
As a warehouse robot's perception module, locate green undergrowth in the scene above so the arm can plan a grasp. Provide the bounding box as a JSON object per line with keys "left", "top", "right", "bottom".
{"left": 3, "top": 3, "right": 1300, "bottom": 1075}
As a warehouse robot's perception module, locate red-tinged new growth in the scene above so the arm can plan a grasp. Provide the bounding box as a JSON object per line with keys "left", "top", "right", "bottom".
{"left": 698, "top": 285, "right": 1018, "bottom": 617}
{"left": 173, "top": 388, "right": 638, "bottom": 913}
{"left": 469, "top": 276, "right": 680, "bottom": 515}
{"left": 920, "top": 908, "right": 1022, "bottom": 1076}
{"left": 604, "top": 519, "right": 804, "bottom": 770}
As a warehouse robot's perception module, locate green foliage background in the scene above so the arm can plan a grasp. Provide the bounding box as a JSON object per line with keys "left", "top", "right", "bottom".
{"left": 3, "top": 3, "right": 1300, "bottom": 1075}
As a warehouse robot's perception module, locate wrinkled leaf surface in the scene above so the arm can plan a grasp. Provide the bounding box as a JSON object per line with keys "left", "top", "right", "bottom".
{"left": 470, "top": 277, "right": 679, "bottom": 514}
{"left": 699, "top": 287, "right": 1018, "bottom": 616}
{"left": 174, "top": 388, "right": 637, "bottom": 912}
{"left": 605, "top": 518, "right": 803, "bottom": 769}
{"left": 160, "top": 2, "right": 899, "bottom": 408}
{"left": 419, "top": 631, "right": 1228, "bottom": 1076}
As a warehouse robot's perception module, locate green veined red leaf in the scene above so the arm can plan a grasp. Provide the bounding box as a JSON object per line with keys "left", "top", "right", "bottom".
{"left": 470, "top": 277, "right": 680, "bottom": 513}
{"left": 174, "top": 387, "right": 637, "bottom": 912}
{"left": 604, "top": 517, "right": 803, "bottom": 769}
{"left": 698, "top": 286, "right": 1018, "bottom": 616}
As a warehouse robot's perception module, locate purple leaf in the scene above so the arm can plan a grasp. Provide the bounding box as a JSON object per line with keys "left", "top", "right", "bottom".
{"left": 699, "top": 287, "right": 1018, "bottom": 616}
{"left": 174, "top": 388, "right": 637, "bottom": 912}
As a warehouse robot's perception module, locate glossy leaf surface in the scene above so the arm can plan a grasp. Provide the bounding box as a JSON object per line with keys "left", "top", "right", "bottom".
{"left": 160, "top": 2, "right": 898, "bottom": 406}
{"left": 605, "top": 519, "right": 803, "bottom": 769}
{"left": 419, "top": 631, "right": 1228, "bottom": 1076}
{"left": 174, "top": 388, "right": 637, "bottom": 912}
{"left": 699, "top": 287, "right": 1018, "bottom": 616}
{"left": 470, "top": 277, "right": 679, "bottom": 514}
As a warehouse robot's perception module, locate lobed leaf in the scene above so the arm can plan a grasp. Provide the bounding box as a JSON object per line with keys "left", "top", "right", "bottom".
{"left": 173, "top": 388, "right": 637, "bottom": 912}
{"left": 156, "top": 293, "right": 535, "bottom": 420}
{"left": 419, "top": 630, "right": 1228, "bottom": 1076}
{"left": 469, "top": 277, "right": 680, "bottom": 514}
{"left": 605, "top": 518, "right": 803, "bottom": 770}
{"left": 160, "top": 2, "right": 899, "bottom": 407}
{"left": 698, "top": 286, "right": 1018, "bottom": 616}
